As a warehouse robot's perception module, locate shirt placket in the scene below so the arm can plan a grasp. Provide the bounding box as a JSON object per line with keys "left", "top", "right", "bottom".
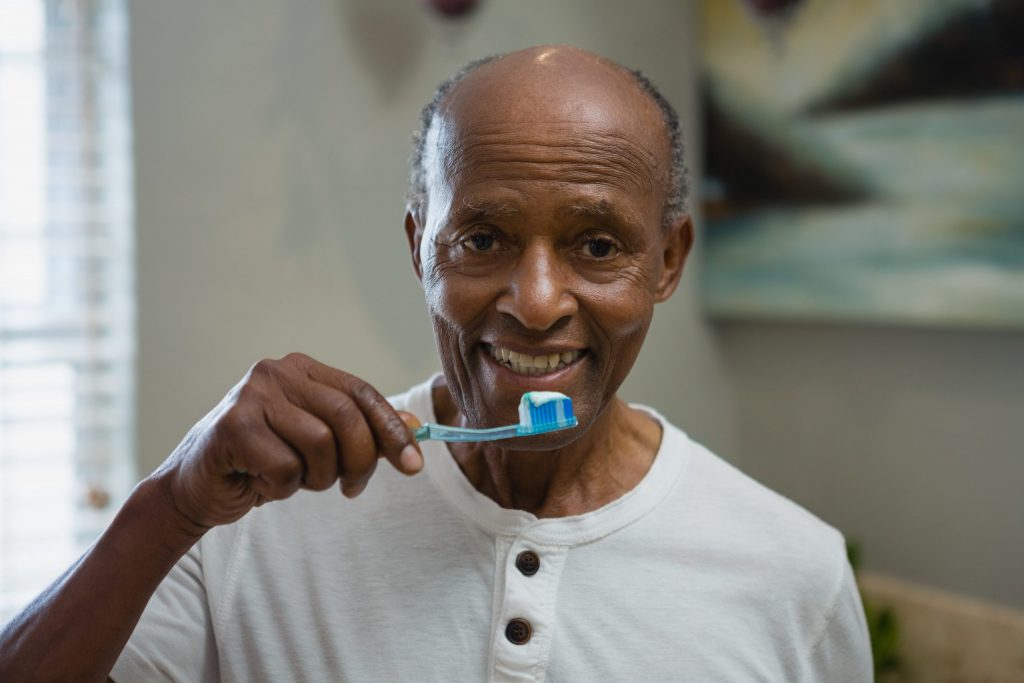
{"left": 489, "top": 534, "right": 568, "bottom": 683}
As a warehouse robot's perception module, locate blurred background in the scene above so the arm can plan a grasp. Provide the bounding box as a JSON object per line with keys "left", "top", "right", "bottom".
{"left": 0, "top": 0, "right": 1021, "bottom": 679}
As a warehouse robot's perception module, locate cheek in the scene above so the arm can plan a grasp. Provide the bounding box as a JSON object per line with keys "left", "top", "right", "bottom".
{"left": 584, "top": 265, "right": 656, "bottom": 340}
{"left": 596, "top": 291, "right": 653, "bottom": 357}
{"left": 423, "top": 239, "right": 507, "bottom": 325}
{"left": 599, "top": 279, "right": 653, "bottom": 324}
{"left": 423, "top": 268, "right": 496, "bottom": 329}
{"left": 423, "top": 270, "right": 497, "bottom": 427}
{"left": 578, "top": 269, "right": 656, "bottom": 394}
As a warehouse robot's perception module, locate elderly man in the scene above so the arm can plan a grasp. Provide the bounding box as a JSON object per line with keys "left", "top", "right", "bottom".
{"left": 0, "top": 46, "right": 871, "bottom": 681}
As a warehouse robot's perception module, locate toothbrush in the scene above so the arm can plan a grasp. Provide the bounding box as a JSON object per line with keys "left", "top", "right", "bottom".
{"left": 413, "top": 391, "right": 577, "bottom": 443}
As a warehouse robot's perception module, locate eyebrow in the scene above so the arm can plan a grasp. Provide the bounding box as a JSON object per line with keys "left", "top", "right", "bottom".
{"left": 565, "top": 201, "right": 611, "bottom": 218}
{"left": 562, "top": 200, "right": 643, "bottom": 228}
{"left": 454, "top": 197, "right": 644, "bottom": 230}
{"left": 455, "top": 198, "right": 522, "bottom": 221}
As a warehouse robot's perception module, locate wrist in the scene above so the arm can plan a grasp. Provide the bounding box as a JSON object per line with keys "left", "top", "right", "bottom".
{"left": 126, "top": 473, "right": 210, "bottom": 557}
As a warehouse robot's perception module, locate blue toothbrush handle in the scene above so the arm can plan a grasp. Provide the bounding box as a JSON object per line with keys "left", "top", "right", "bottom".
{"left": 413, "top": 423, "right": 521, "bottom": 443}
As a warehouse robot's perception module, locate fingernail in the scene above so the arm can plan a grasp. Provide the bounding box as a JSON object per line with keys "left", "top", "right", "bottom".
{"left": 400, "top": 444, "right": 423, "bottom": 473}
{"left": 341, "top": 481, "right": 366, "bottom": 498}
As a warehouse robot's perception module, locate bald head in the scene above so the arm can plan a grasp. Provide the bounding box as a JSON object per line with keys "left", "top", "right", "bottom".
{"left": 445, "top": 46, "right": 661, "bottom": 131}
{"left": 408, "top": 46, "right": 688, "bottom": 229}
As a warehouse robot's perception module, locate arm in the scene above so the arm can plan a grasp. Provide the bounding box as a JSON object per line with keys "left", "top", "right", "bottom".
{"left": 0, "top": 353, "right": 423, "bottom": 682}
{"left": 0, "top": 477, "right": 204, "bottom": 683}
{"left": 804, "top": 559, "right": 873, "bottom": 682}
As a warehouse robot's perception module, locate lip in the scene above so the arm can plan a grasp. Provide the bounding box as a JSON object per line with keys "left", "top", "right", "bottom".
{"left": 479, "top": 343, "right": 587, "bottom": 390}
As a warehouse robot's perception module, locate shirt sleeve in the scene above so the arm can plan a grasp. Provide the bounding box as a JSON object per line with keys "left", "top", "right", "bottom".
{"left": 804, "top": 559, "right": 873, "bottom": 682}
{"left": 110, "top": 540, "right": 220, "bottom": 682}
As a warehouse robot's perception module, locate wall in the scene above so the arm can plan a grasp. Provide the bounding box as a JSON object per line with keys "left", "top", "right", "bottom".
{"left": 130, "top": 0, "right": 1023, "bottom": 610}
{"left": 721, "top": 322, "right": 1024, "bottom": 608}
{"left": 130, "top": 3, "right": 732, "bottom": 485}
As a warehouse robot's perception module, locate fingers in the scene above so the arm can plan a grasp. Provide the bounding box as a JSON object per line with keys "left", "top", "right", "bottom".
{"left": 287, "top": 383, "right": 380, "bottom": 496}
{"left": 398, "top": 411, "right": 422, "bottom": 430}
{"left": 348, "top": 380, "right": 423, "bottom": 476}
{"left": 396, "top": 412, "right": 424, "bottom": 472}
{"left": 243, "top": 353, "right": 423, "bottom": 503}
{"left": 171, "top": 354, "right": 425, "bottom": 530}
{"left": 235, "top": 420, "right": 306, "bottom": 503}
{"left": 263, "top": 400, "right": 338, "bottom": 492}
{"left": 287, "top": 354, "right": 423, "bottom": 476}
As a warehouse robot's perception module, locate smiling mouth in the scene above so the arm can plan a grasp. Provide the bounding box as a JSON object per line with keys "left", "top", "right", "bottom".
{"left": 485, "top": 344, "right": 583, "bottom": 377}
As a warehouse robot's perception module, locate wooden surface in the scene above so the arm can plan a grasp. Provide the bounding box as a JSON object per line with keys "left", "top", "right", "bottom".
{"left": 859, "top": 571, "right": 1024, "bottom": 683}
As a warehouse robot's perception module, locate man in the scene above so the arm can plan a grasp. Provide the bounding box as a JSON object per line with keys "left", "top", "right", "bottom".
{"left": 0, "top": 46, "right": 871, "bottom": 681}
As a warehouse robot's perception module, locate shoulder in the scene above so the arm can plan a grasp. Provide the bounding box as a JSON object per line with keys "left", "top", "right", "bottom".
{"left": 651, "top": 414, "right": 847, "bottom": 570}
{"left": 683, "top": 433, "right": 847, "bottom": 566}
{"left": 658, "top": 422, "right": 870, "bottom": 674}
{"left": 659, "top": 420, "right": 855, "bottom": 647}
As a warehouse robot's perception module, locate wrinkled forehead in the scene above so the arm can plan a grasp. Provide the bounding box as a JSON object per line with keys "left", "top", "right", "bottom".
{"left": 422, "top": 56, "right": 670, "bottom": 199}
{"left": 429, "top": 120, "right": 661, "bottom": 198}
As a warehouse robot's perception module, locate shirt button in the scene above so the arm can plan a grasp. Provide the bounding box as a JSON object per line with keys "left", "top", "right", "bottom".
{"left": 515, "top": 550, "right": 540, "bottom": 576}
{"left": 505, "top": 618, "right": 532, "bottom": 645}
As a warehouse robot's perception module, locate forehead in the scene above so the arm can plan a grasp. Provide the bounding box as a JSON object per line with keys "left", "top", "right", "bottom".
{"left": 423, "top": 53, "right": 670, "bottom": 207}
{"left": 437, "top": 121, "right": 659, "bottom": 198}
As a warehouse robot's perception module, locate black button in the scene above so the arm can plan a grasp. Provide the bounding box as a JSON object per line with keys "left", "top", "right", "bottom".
{"left": 515, "top": 550, "right": 540, "bottom": 576}
{"left": 505, "top": 618, "right": 532, "bottom": 645}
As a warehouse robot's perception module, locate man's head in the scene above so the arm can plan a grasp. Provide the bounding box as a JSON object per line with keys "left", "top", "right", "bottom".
{"left": 404, "top": 45, "right": 693, "bottom": 447}
{"left": 408, "top": 52, "right": 690, "bottom": 231}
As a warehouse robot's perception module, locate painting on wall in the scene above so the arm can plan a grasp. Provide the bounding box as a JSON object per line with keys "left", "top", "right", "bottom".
{"left": 700, "top": 0, "right": 1024, "bottom": 327}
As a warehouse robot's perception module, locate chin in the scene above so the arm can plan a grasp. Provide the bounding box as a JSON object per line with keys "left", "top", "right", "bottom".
{"left": 495, "top": 423, "right": 586, "bottom": 451}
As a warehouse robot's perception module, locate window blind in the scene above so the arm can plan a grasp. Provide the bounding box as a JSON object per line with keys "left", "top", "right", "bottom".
{"left": 0, "top": 0, "right": 134, "bottom": 622}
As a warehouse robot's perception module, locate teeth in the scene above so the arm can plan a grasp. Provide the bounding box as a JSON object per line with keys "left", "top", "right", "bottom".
{"left": 487, "top": 345, "right": 582, "bottom": 376}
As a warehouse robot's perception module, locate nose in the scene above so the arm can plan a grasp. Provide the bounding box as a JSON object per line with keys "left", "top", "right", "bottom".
{"left": 496, "top": 243, "right": 578, "bottom": 331}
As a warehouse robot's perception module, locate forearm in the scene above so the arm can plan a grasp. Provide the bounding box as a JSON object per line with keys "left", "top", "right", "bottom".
{"left": 0, "top": 476, "right": 207, "bottom": 683}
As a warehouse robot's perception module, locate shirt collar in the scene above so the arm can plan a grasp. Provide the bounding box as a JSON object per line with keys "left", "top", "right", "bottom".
{"left": 407, "top": 374, "right": 690, "bottom": 547}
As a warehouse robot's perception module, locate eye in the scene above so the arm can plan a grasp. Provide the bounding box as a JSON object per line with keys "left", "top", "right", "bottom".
{"left": 583, "top": 236, "right": 618, "bottom": 259}
{"left": 468, "top": 233, "right": 496, "bottom": 252}
{"left": 456, "top": 227, "right": 502, "bottom": 253}
{"left": 453, "top": 226, "right": 509, "bottom": 256}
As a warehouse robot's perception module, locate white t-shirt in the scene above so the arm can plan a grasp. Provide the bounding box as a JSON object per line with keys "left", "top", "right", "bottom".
{"left": 112, "top": 376, "right": 871, "bottom": 682}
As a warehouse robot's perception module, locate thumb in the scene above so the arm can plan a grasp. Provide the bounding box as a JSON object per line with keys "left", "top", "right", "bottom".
{"left": 395, "top": 411, "right": 424, "bottom": 474}
{"left": 397, "top": 411, "right": 423, "bottom": 430}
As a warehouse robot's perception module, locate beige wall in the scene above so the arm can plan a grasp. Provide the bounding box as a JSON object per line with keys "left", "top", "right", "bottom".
{"left": 131, "top": 0, "right": 1024, "bottom": 610}
{"left": 721, "top": 322, "right": 1024, "bottom": 609}
{"left": 130, "top": 1, "right": 733, "bottom": 489}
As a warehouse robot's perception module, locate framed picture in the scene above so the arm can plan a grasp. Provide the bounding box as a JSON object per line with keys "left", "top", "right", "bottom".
{"left": 701, "top": 0, "right": 1024, "bottom": 327}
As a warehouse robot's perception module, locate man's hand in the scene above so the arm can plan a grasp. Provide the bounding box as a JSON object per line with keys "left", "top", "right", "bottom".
{"left": 0, "top": 353, "right": 423, "bottom": 682}
{"left": 154, "top": 352, "right": 424, "bottom": 533}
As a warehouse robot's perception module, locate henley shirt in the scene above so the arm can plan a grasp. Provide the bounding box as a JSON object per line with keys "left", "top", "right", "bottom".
{"left": 112, "top": 375, "right": 872, "bottom": 681}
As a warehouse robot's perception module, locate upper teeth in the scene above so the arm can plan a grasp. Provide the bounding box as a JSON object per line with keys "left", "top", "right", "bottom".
{"left": 487, "top": 345, "right": 581, "bottom": 376}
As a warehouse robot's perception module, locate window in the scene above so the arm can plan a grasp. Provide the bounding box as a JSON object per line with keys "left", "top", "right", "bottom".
{"left": 0, "top": 0, "right": 134, "bottom": 621}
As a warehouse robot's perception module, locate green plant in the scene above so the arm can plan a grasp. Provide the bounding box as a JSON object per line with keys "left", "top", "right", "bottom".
{"left": 847, "top": 540, "right": 900, "bottom": 676}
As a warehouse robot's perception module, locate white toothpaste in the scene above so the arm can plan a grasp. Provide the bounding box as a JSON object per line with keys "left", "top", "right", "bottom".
{"left": 518, "top": 391, "right": 571, "bottom": 428}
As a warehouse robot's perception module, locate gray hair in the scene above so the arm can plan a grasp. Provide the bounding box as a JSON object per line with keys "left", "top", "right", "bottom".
{"left": 407, "top": 54, "right": 690, "bottom": 229}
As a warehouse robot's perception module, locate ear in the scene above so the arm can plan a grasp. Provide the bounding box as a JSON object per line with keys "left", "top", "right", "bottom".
{"left": 405, "top": 207, "right": 425, "bottom": 285}
{"left": 654, "top": 214, "right": 694, "bottom": 302}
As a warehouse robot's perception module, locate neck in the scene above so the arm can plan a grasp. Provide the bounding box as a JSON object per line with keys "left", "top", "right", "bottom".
{"left": 432, "top": 381, "right": 662, "bottom": 518}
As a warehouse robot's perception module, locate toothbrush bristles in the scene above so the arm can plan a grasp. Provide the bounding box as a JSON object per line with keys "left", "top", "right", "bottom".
{"left": 519, "top": 391, "right": 576, "bottom": 433}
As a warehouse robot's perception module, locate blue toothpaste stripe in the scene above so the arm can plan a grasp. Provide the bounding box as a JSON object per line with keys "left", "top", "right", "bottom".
{"left": 531, "top": 397, "right": 571, "bottom": 426}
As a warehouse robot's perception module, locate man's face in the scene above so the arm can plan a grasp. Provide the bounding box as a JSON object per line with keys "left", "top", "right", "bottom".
{"left": 408, "top": 53, "right": 688, "bottom": 447}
